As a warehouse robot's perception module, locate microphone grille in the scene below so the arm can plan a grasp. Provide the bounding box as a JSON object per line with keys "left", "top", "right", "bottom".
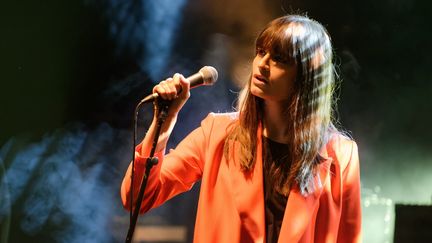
{"left": 199, "top": 66, "right": 218, "bottom": 85}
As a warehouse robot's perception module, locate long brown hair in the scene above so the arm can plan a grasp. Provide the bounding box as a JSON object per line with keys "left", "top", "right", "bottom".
{"left": 224, "top": 15, "right": 338, "bottom": 196}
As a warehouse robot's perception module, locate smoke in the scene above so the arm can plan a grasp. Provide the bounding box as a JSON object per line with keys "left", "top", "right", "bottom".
{"left": 1, "top": 136, "right": 54, "bottom": 206}
{"left": 0, "top": 123, "right": 132, "bottom": 242}
{"left": 0, "top": 153, "right": 11, "bottom": 243}
{"left": 97, "top": 0, "right": 188, "bottom": 81}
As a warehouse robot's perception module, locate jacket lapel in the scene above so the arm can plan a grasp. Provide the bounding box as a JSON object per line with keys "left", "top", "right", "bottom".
{"left": 278, "top": 145, "right": 332, "bottom": 242}
{"left": 228, "top": 125, "right": 266, "bottom": 243}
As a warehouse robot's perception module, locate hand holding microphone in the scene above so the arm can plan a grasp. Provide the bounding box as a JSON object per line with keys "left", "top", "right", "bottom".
{"left": 145, "top": 66, "right": 218, "bottom": 118}
{"left": 152, "top": 73, "right": 190, "bottom": 118}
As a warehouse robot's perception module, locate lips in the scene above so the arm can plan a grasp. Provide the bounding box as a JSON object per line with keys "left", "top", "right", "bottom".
{"left": 253, "top": 74, "right": 268, "bottom": 83}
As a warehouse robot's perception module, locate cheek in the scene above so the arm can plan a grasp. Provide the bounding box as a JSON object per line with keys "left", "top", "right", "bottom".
{"left": 283, "top": 78, "right": 295, "bottom": 93}
{"left": 281, "top": 69, "right": 297, "bottom": 92}
{"left": 274, "top": 74, "right": 296, "bottom": 100}
{"left": 252, "top": 57, "right": 260, "bottom": 70}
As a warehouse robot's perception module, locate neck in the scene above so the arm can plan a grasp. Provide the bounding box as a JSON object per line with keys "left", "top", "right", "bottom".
{"left": 262, "top": 100, "right": 292, "bottom": 144}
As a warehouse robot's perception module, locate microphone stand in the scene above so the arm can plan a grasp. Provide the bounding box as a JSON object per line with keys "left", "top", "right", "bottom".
{"left": 125, "top": 98, "right": 171, "bottom": 243}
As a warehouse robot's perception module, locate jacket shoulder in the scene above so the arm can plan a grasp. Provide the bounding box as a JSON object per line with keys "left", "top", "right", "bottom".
{"left": 326, "top": 133, "right": 358, "bottom": 172}
{"left": 200, "top": 112, "right": 238, "bottom": 131}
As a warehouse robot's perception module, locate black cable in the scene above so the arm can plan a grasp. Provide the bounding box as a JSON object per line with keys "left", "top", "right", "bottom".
{"left": 129, "top": 98, "right": 149, "bottom": 223}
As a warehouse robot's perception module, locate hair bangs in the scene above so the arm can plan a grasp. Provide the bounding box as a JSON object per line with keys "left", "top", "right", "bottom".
{"left": 255, "top": 22, "right": 297, "bottom": 63}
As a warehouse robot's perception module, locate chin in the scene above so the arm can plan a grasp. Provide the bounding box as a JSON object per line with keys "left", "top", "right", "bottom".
{"left": 250, "top": 86, "right": 264, "bottom": 98}
{"left": 250, "top": 89, "right": 271, "bottom": 101}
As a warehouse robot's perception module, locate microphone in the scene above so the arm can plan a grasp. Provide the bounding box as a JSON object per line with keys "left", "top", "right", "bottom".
{"left": 141, "top": 66, "right": 218, "bottom": 103}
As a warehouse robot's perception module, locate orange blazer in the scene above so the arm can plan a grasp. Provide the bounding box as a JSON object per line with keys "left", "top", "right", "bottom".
{"left": 121, "top": 113, "right": 362, "bottom": 243}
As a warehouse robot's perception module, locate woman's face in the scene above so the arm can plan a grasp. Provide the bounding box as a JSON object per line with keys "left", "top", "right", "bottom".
{"left": 250, "top": 47, "right": 297, "bottom": 102}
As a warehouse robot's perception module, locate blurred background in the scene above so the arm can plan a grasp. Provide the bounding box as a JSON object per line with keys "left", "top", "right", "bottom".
{"left": 1, "top": 0, "right": 431, "bottom": 242}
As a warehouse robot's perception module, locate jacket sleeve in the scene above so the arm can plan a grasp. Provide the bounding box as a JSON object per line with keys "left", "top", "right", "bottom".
{"left": 120, "top": 114, "right": 214, "bottom": 213}
{"left": 337, "top": 141, "right": 362, "bottom": 242}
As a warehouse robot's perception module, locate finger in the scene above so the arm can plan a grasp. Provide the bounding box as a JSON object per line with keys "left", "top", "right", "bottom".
{"left": 160, "top": 81, "right": 177, "bottom": 100}
{"left": 152, "top": 79, "right": 172, "bottom": 93}
{"left": 153, "top": 78, "right": 176, "bottom": 100}
{"left": 178, "top": 74, "right": 190, "bottom": 99}
{"left": 153, "top": 80, "right": 168, "bottom": 100}
{"left": 167, "top": 74, "right": 182, "bottom": 98}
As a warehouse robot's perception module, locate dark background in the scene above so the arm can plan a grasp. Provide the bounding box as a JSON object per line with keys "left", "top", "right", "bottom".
{"left": 1, "top": 0, "right": 431, "bottom": 242}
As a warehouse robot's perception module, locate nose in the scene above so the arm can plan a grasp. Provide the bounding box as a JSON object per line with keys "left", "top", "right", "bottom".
{"left": 258, "top": 53, "right": 270, "bottom": 67}
{"left": 258, "top": 53, "right": 270, "bottom": 72}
